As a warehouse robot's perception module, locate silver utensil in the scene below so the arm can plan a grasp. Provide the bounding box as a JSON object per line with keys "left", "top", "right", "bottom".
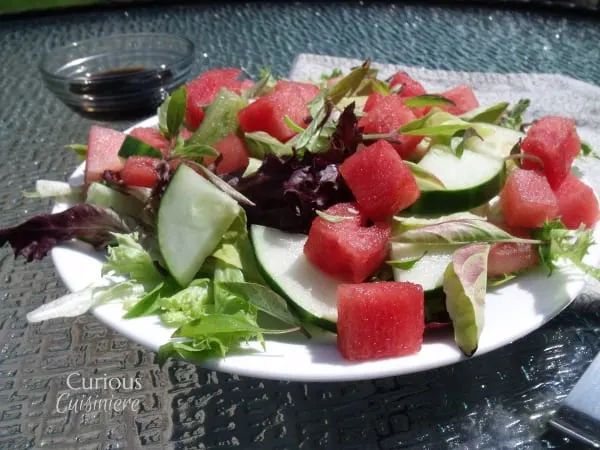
{"left": 548, "top": 352, "right": 600, "bottom": 448}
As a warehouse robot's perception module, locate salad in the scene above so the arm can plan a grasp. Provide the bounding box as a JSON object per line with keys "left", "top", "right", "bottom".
{"left": 2, "top": 59, "right": 600, "bottom": 364}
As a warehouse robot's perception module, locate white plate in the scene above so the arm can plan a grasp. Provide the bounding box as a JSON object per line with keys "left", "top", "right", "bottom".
{"left": 50, "top": 115, "right": 600, "bottom": 382}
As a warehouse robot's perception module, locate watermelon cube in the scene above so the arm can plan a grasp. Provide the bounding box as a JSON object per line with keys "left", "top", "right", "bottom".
{"left": 304, "top": 203, "right": 390, "bottom": 283}
{"left": 337, "top": 282, "right": 425, "bottom": 361}
{"left": 500, "top": 168, "right": 559, "bottom": 228}
{"left": 363, "top": 92, "right": 386, "bottom": 113}
{"left": 185, "top": 68, "right": 246, "bottom": 130}
{"left": 340, "top": 140, "right": 420, "bottom": 220}
{"left": 555, "top": 174, "right": 599, "bottom": 229}
{"left": 274, "top": 80, "right": 319, "bottom": 96}
{"left": 238, "top": 81, "right": 319, "bottom": 142}
{"left": 439, "top": 85, "right": 479, "bottom": 116}
{"left": 389, "top": 71, "right": 427, "bottom": 98}
{"left": 85, "top": 126, "right": 126, "bottom": 183}
{"left": 521, "top": 116, "right": 580, "bottom": 189}
{"left": 487, "top": 242, "right": 540, "bottom": 277}
{"left": 129, "top": 127, "right": 169, "bottom": 154}
{"left": 119, "top": 156, "right": 160, "bottom": 188}
{"left": 358, "top": 95, "right": 422, "bottom": 158}
{"left": 204, "top": 132, "right": 249, "bottom": 175}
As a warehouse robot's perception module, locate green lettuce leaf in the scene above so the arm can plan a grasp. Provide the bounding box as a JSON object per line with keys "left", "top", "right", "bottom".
{"left": 27, "top": 279, "right": 144, "bottom": 323}
{"left": 534, "top": 219, "right": 600, "bottom": 279}
{"left": 23, "top": 180, "right": 84, "bottom": 202}
{"left": 211, "top": 210, "right": 264, "bottom": 284}
{"left": 443, "top": 243, "right": 490, "bottom": 356}
{"left": 158, "top": 278, "right": 213, "bottom": 326}
{"left": 102, "top": 232, "right": 163, "bottom": 286}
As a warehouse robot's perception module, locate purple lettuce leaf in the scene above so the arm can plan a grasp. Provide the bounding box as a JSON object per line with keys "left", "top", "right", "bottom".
{"left": 0, "top": 204, "right": 130, "bottom": 262}
{"left": 221, "top": 104, "right": 361, "bottom": 234}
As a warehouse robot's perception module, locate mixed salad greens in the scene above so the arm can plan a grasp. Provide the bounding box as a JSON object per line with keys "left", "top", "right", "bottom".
{"left": 2, "top": 59, "right": 600, "bottom": 364}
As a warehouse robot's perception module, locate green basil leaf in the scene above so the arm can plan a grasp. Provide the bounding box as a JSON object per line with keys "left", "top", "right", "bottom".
{"left": 118, "top": 135, "right": 163, "bottom": 159}
{"left": 284, "top": 115, "right": 306, "bottom": 134}
{"left": 166, "top": 86, "right": 187, "bottom": 139}
{"left": 393, "top": 212, "right": 484, "bottom": 233}
{"left": 500, "top": 98, "right": 530, "bottom": 130}
{"left": 400, "top": 123, "right": 472, "bottom": 137}
{"left": 217, "top": 281, "right": 305, "bottom": 329}
{"left": 188, "top": 88, "right": 248, "bottom": 146}
{"left": 403, "top": 161, "right": 446, "bottom": 190}
{"left": 171, "top": 144, "right": 219, "bottom": 161}
{"left": 443, "top": 243, "right": 490, "bottom": 356}
{"left": 244, "top": 68, "right": 276, "bottom": 99}
{"left": 173, "top": 311, "right": 297, "bottom": 338}
{"left": 386, "top": 251, "right": 428, "bottom": 270}
{"left": 157, "top": 95, "right": 170, "bottom": 136}
{"left": 244, "top": 131, "right": 293, "bottom": 159}
{"left": 65, "top": 143, "right": 87, "bottom": 160}
{"left": 369, "top": 78, "right": 391, "bottom": 95}
{"left": 123, "top": 282, "right": 160, "bottom": 319}
{"left": 393, "top": 219, "right": 541, "bottom": 245}
{"left": 453, "top": 127, "right": 483, "bottom": 158}
{"left": 326, "top": 59, "right": 372, "bottom": 105}
{"left": 399, "top": 109, "right": 462, "bottom": 133}
{"left": 461, "top": 102, "right": 509, "bottom": 124}
{"left": 488, "top": 273, "right": 517, "bottom": 287}
{"left": 403, "top": 94, "right": 455, "bottom": 108}
{"left": 315, "top": 210, "right": 353, "bottom": 223}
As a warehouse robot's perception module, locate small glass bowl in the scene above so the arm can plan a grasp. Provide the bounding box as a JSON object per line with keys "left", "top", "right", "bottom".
{"left": 40, "top": 33, "right": 194, "bottom": 118}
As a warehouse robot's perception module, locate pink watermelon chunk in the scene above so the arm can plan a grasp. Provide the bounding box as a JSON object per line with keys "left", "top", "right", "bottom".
{"left": 500, "top": 168, "right": 559, "bottom": 229}
{"left": 85, "top": 126, "right": 126, "bottom": 183}
{"left": 555, "top": 174, "right": 599, "bottom": 229}
{"left": 358, "top": 95, "right": 423, "bottom": 159}
{"left": 340, "top": 140, "right": 420, "bottom": 220}
{"left": 129, "top": 127, "right": 169, "bottom": 154}
{"left": 521, "top": 116, "right": 580, "bottom": 190}
{"left": 185, "top": 68, "right": 246, "bottom": 130}
{"left": 363, "top": 92, "right": 385, "bottom": 113}
{"left": 487, "top": 242, "right": 540, "bottom": 277}
{"left": 119, "top": 156, "right": 160, "bottom": 188}
{"left": 389, "top": 71, "right": 427, "bottom": 98}
{"left": 304, "top": 203, "right": 390, "bottom": 283}
{"left": 238, "top": 81, "right": 319, "bottom": 142}
{"left": 439, "top": 85, "right": 479, "bottom": 115}
{"left": 204, "top": 132, "right": 249, "bottom": 175}
{"left": 337, "top": 282, "right": 424, "bottom": 361}
{"left": 274, "top": 80, "right": 319, "bottom": 96}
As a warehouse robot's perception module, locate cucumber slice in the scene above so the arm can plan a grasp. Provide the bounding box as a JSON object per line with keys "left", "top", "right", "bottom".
{"left": 158, "top": 164, "right": 240, "bottom": 286}
{"left": 407, "top": 124, "right": 523, "bottom": 214}
{"left": 390, "top": 243, "right": 456, "bottom": 293}
{"left": 250, "top": 225, "right": 338, "bottom": 332}
{"left": 85, "top": 182, "right": 144, "bottom": 218}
